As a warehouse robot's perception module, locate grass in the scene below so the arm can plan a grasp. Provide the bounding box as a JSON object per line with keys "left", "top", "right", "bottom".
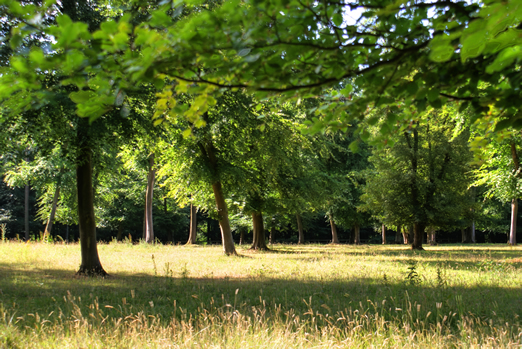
{"left": 0, "top": 241, "right": 521, "bottom": 348}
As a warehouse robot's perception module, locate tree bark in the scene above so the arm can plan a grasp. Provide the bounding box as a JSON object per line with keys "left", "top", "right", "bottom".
{"left": 461, "top": 227, "right": 472, "bottom": 243}
{"left": 239, "top": 228, "right": 245, "bottom": 245}
{"left": 510, "top": 198, "right": 517, "bottom": 245}
{"left": 44, "top": 186, "right": 60, "bottom": 236}
{"left": 330, "top": 214, "right": 340, "bottom": 243}
{"left": 117, "top": 223, "right": 123, "bottom": 242}
{"left": 212, "top": 181, "right": 236, "bottom": 255}
{"left": 144, "top": 153, "right": 155, "bottom": 243}
{"left": 24, "top": 183, "right": 30, "bottom": 241}
{"left": 187, "top": 203, "right": 197, "bottom": 244}
{"left": 269, "top": 226, "right": 275, "bottom": 244}
{"left": 296, "top": 213, "right": 304, "bottom": 244}
{"left": 354, "top": 224, "right": 361, "bottom": 245}
{"left": 395, "top": 225, "right": 402, "bottom": 244}
{"left": 76, "top": 148, "right": 106, "bottom": 276}
{"left": 198, "top": 137, "right": 236, "bottom": 255}
{"left": 411, "top": 222, "right": 425, "bottom": 250}
{"left": 251, "top": 211, "right": 269, "bottom": 250}
{"left": 381, "top": 224, "right": 386, "bottom": 244}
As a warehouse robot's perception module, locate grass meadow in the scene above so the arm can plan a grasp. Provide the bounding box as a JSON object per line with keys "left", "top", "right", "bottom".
{"left": 0, "top": 241, "right": 521, "bottom": 348}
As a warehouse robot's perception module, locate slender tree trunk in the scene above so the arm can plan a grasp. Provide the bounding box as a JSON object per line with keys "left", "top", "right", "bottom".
{"left": 66, "top": 224, "right": 69, "bottom": 243}
{"left": 296, "top": 213, "right": 304, "bottom": 244}
{"left": 395, "top": 225, "right": 402, "bottom": 244}
{"left": 349, "top": 226, "right": 355, "bottom": 244}
{"left": 117, "top": 223, "right": 123, "bottom": 242}
{"left": 24, "top": 183, "right": 30, "bottom": 241}
{"left": 411, "top": 222, "right": 424, "bottom": 250}
{"left": 330, "top": 214, "right": 340, "bottom": 243}
{"left": 44, "top": 186, "right": 60, "bottom": 236}
{"left": 381, "top": 224, "right": 386, "bottom": 244}
{"left": 144, "top": 154, "right": 155, "bottom": 243}
{"left": 354, "top": 224, "right": 361, "bottom": 245}
{"left": 510, "top": 198, "right": 517, "bottom": 245}
{"left": 251, "top": 211, "right": 268, "bottom": 250}
{"left": 269, "top": 226, "right": 275, "bottom": 244}
{"left": 403, "top": 225, "right": 411, "bottom": 244}
{"left": 239, "top": 228, "right": 245, "bottom": 245}
{"left": 462, "top": 227, "right": 472, "bottom": 243}
{"left": 187, "top": 203, "right": 197, "bottom": 244}
{"left": 76, "top": 148, "right": 106, "bottom": 276}
{"left": 198, "top": 138, "right": 236, "bottom": 255}
{"left": 212, "top": 181, "right": 236, "bottom": 255}
{"left": 471, "top": 220, "right": 476, "bottom": 243}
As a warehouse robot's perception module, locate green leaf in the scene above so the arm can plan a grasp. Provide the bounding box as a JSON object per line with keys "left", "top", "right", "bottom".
{"left": 494, "top": 118, "right": 512, "bottom": 132}
{"left": 69, "top": 91, "right": 96, "bottom": 104}
{"left": 332, "top": 13, "right": 343, "bottom": 27}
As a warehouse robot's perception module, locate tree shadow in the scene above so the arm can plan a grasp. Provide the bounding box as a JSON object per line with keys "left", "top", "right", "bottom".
{"left": 0, "top": 261, "right": 520, "bottom": 331}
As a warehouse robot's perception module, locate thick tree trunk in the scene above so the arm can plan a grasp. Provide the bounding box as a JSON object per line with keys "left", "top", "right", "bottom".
{"left": 354, "top": 224, "right": 361, "bottom": 245}
{"left": 212, "top": 181, "right": 236, "bottom": 255}
{"left": 24, "top": 183, "right": 30, "bottom": 241}
{"left": 44, "top": 186, "right": 60, "bottom": 236}
{"left": 510, "top": 198, "right": 517, "bottom": 245}
{"left": 296, "top": 213, "right": 304, "bottom": 244}
{"left": 144, "top": 154, "right": 155, "bottom": 243}
{"left": 381, "top": 224, "right": 386, "bottom": 244}
{"left": 251, "top": 211, "right": 268, "bottom": 250}
{"left": 187, "top": 203, "right": 197, "bottom": 244}
{"left": 330, "top": 214, "right": 339, "bottom": 243}
{"left": 411, "top": 222, "right": 424, "bottom": 250}
{"left": 403, "top": 226, "right": 411, "bottom": 244}
{"left": 76, "top": 148, "right": 106, "bottom": 276}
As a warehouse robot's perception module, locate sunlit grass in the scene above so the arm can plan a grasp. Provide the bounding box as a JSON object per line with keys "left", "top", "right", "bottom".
{"left": 0, "top": 241, "right": 521, "bottom": 348}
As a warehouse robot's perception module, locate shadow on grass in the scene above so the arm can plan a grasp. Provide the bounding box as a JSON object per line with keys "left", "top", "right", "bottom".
{"left": 0, "top": 261, "right": 521, "bottom": 329}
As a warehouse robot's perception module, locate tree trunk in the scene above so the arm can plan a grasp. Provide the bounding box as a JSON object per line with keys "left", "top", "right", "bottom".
{"left": 66, "top": 224, "right": 69, "bottom": 243}
{"left": 354, "top": 224, "right": 361, "bottom": 245}
{"left": 428, "top": 227, "right": 437, "bottom": 245}
{"left": 117, "top": 223, "right": 123, "bottom": 242}
{"left": 403, "top": 225, "right": 411, "bottom": 245}
{"left": 44, "top": 186, "right": 60, "bottom": 236}
{"left": 251, "top": 211, "right": 269, "bottom": 250}
{"left": 411, "top": 222, "right": 424, "bottom": 250}
{"left": 198, "top": 137, "right": 236, "bottom": 254}
{"left": 76, "top": 148, "right": 106, "bottom": 276}
{"left": 381, "top": 224, "right": 386, "bottom": 244}
{"left": 471, "top": 220, "right": 476, "bottom": 243}
{"left": 24, "top": 183, "right": 30, "bottom": 241}
{"left": 510, "top": 198, "right": 517, "bottom": 245}
{"left": 212, "top": 181, "right": 236, "bottom": 255}
{"left": 187, "top": 203, "right": 197, "bottom": 244}
{"left": 239, "top": 228, "right": 245, "bottom": 245}
{"left": 269, "top": 226, "right": 275, "bottom": 244}
{"left": 461, "top": 227, "right": 472, "bottom": 243}
{"left": 330, "top": 214, "right": 339, "bottom": 243}
{"left": 144, "top": 153, "right": 155, "bottom": 243}
{"left": 395, "top": 225, "right": 402, "bottom": 244}
{"left": 296, "top": 213, "right": 304, "bottom": 244}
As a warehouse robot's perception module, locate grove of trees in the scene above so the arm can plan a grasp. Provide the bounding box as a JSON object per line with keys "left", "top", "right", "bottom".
{"left": 0, "top": 0, "right": 521, "bottom": 274}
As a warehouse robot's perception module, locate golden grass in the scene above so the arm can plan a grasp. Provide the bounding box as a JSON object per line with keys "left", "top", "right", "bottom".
{"left": 0, "top": 241, "right": 521, "bottom": 348}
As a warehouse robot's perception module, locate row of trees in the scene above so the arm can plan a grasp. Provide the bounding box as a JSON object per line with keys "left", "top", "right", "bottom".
{"left": 0, "top": 0, "right": 521, "bottom": 275}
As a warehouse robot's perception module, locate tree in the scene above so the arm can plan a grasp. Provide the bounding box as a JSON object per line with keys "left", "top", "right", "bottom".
{"left": 472, "top": 120, "right": 522, "bottom": 245}
{"left": 363, "top": 107, "right": 473, "bottom": 249}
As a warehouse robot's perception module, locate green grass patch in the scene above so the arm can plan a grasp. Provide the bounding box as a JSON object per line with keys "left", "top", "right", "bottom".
{"left": 0, "top": 242, "right": 521, "bottom": 347}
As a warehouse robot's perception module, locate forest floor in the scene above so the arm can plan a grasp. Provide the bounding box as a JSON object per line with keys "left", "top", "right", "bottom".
{"left": 0, "top": 241, "right": 521, "bottom": 348}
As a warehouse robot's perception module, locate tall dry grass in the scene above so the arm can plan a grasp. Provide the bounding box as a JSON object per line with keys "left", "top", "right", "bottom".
{"left": 0, "top": 241, "right": 520, "bottom": 348}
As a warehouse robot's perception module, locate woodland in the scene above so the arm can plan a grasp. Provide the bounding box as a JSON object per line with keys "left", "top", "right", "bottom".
{"left": 0, "top": 0, "right": 521, "bottom": 277}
